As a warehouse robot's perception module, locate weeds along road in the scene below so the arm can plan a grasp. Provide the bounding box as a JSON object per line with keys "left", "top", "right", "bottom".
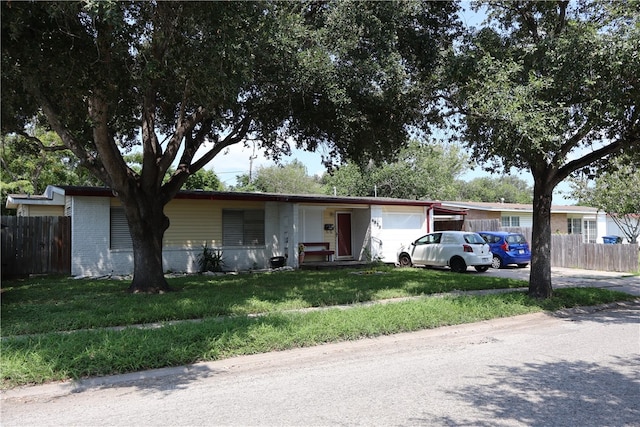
{"left": 2, "top": 299, "right": 639, "bottom": 426}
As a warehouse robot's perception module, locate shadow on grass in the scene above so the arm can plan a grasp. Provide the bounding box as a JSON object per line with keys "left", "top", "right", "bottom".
{"left": 1, "top": 268, "right": 528, "bottom": 335}
{"left": 3, "top": 294, "right": 638, "bottom": 393}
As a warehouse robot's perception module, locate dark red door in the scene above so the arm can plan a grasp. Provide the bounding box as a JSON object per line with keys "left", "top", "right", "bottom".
{"left": 337, "top": 212, "right": 352, "bottom": 257}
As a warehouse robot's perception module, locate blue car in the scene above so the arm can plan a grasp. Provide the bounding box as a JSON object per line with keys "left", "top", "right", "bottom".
{"left": 478, "top": 231, "right": 531, "bottom": 269}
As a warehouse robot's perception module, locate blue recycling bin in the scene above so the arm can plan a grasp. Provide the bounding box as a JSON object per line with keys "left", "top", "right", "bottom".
{"left": 602, "top": 235, "right": 622, "bottom": 244}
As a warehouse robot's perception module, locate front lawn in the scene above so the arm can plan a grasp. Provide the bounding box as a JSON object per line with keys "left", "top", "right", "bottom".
{"left": 1, "top": 266, "right": 526, "bottom": 336}
{"left": 1, "top": 266, "right": 634, "bottom": 389}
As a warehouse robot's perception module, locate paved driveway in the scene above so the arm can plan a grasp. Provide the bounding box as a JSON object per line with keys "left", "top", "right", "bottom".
{"left": 487, "top": 265, "right": 640, "bottom": 297}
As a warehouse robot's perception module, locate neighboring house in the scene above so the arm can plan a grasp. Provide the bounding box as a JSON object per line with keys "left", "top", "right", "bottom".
{"left": 440, "top": 201, "right": 607, "bottom": 244}
{"left": 6, "top": 185, "right": 464, "bottom": 276}
{"left": 605, "top": 213, "right": 640, "bottom": 245}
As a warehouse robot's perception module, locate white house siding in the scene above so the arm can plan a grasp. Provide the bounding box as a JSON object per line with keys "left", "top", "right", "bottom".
{"left": 299, "top": 206, "right": 325, "bottom": 243}
{"left": 596, "top": 213, "right": 608, "bottom": 243}
{"left": 605, "top": 216, "right": 640, "bottom": 245}
{"left": 69, "top": 196, "right": 134, "bottom": 277}
{"left": 272, "top": 202, "right": 295, "bottom": 266}
{"left": 372, "top": 205, "right": 429, "bottom": 264}
{"left": 352, "top": 207, "right": 371, "bottom": 261}
{"left": 509, "top": 213, "right": 533, "bottom": 228}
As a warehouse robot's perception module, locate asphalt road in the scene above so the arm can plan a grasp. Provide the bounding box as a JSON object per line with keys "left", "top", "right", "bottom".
{"left": 2, "top": 268, "right": 639, "bottom": 426}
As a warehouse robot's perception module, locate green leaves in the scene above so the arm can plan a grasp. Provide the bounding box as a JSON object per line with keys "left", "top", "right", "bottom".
{"left": 322, "top": 140, "right": 468, "bottom": 200}
{"left": 449, "top": 1, "right": 639, "bottom": 179}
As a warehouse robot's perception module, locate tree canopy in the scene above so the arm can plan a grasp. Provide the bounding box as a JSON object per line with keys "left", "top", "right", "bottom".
{"left": 323, "top": 140, "right": 468, "bottom": 200}
{"left": 231, "top": 159, "right": 324, "bottom": 194}
{"left": 458, "top": 175, "right": 533, "bottom": 204}
{"left": 445, "top": 0, "right": 640, "bottom": 297}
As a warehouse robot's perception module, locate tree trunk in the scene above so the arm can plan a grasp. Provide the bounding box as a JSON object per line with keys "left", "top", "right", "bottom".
{"left": 123, "top": 196, "right": 173, "bottom": 294}
{"left": 528, "top": 182, "right": 554, "bottom": 299}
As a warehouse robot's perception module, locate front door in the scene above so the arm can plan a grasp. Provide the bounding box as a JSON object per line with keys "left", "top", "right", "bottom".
{"left": 336, "top": 212, "right": 352, "bottom": 258}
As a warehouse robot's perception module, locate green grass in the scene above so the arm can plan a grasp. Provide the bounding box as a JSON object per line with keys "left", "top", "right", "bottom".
{"left": 1, "top": 267, "right": 634, "bottom": 389}
{"left": 1, "top": 266, "right": 526, "bottom": 336}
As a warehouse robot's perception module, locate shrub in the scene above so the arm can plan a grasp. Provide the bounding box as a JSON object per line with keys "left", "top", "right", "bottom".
{"left": 197, "top": 244, "right": 225, "bottom": 272}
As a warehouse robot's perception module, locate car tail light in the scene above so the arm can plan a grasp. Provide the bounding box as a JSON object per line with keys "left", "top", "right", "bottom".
{"left": 501, "top": 241, "right": 509, "bottom": 252}
{"left": 463, "top": 244, "right": 473, "bottom": 253}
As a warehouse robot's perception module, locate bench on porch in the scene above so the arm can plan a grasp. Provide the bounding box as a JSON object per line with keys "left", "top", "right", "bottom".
{"left": 301, "top": 242, "right": 335, "bottom": 262}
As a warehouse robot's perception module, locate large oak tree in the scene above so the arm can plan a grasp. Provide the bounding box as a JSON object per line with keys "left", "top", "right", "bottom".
{"left": 445, "top": 1, "right": 639, "bottom": 298}
{"left": 2, "top": 1, "right": 458, "bottom": 292}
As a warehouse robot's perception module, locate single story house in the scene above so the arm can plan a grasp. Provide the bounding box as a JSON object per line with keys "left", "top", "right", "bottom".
{"left": 6, "top": 185, "right": 464, "bottom": 276}
{"left": 440, "top": 201, "right": 607, "bottom": 244}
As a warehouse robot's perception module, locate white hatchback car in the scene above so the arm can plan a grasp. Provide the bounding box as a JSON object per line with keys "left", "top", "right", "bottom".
{"left": 397, "top": 231, "right": 493, "bottom": 273}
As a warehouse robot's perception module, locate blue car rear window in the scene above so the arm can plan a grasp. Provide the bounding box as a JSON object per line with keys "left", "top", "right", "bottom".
{"left": 506, "top": 234, "right": 527, "bottom": 244}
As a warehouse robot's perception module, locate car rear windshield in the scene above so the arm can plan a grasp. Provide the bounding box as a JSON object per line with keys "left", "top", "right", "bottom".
{"left": 464, "top": 233, "right": 486, "bottom": 244}
{"left": 506, "top": 234, "right": 527, "bottom": 244}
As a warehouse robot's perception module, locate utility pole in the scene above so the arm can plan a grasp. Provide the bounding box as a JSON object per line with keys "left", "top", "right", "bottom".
{"left": 248, "top": 142, "right": 257, "bottom": 183}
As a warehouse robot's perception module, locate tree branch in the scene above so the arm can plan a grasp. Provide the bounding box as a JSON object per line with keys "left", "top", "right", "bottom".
{"left": 554, "top": 1, "right": 569, "bottom": 37}
{"left": 557, "top": 139, "right": 627, "bottom": 183}
{"left": 13, "top": 131, "right": 68, "bottom": 152}
{"left": 190, "top": 117, "right": 252, "bottom": 173}
{"left": 86, "top": 93, "right": 132, "bottom": 190}
{"left": 27, "top": 81, "right": 111, "bottom": 185}
{"left": 555, "top": 120, "right": 594, "bottom": 163}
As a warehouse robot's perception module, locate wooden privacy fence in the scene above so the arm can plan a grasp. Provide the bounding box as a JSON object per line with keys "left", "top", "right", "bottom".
{"left": 550, "top": 234, "right": 639, "bottom": 272}
{"left": 1, "top": 216, "right": 71, "bottom": 278}
{"left": 465, "top": 219, "right": 639, "bottom": 273}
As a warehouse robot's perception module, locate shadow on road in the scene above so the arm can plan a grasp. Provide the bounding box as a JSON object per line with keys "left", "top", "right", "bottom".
{"left": 550, "top": 300, "right": 640, "bottom": 325}
{"left": 420, "top": 355, "right": 640, "bottom": 426}
{"left": 78, "top": 363, "right": 223, "bottom": 396}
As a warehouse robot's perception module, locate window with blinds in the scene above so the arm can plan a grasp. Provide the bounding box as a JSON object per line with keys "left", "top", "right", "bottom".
{"left": 222, "top": 209, "right": 265, "bottom": 246}
{"left": 567, "top": 218, "right": 582, "bottom": 235}
{"left": 110, "top": 207, "right": 133, "bottom": 249}
{"left": 501, "top": 216, "right": 520, "bottom": 227}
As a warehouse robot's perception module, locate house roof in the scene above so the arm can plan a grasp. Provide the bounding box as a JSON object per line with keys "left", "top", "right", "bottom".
{"left": 441, "top": 200, "right": 599, "bottom": 215}
{"left": 7, "top": 185, "right": 466, "bottom": 215}
{"left": 5, "top": 186, "right": 66, "bottom": 209}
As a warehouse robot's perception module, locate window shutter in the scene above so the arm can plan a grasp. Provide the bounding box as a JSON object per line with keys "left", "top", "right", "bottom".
{"left": 222, "top": 209, "right": 265, "bottom": 246}
{"left": 223, "top": 210, "right": 244, "bottom": 246}
{"left": 110, "top": 207, "right": 133, "bottom": 249}
{"left": 244, "top": 209, "right": 265, "bottom": 246}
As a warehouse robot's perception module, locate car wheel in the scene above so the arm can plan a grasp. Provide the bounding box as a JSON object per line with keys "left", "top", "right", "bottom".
{"left": 398, "top": 253, "right": 412, "bottom": 267}
{"left": 517, "top": 263, "right": 529, "bottom": 268}
{"left": 475, "top": 265, "right": 489, "bottom": 273}
{"left": 491, "top": 255, "right": 503, "bottom": 269}
{"left": 450, "top": 257, "right": 467, "bottom": 273}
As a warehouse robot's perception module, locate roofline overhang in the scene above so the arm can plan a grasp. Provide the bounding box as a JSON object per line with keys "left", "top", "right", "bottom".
{"left": 441, "top": 201, "right": 598, "bottom": 215}
{"left": 33, "top": 185, "right": 457, "bottom": 210}
{"left": 6, "top": 185, "right": 66, "bottom": 209}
